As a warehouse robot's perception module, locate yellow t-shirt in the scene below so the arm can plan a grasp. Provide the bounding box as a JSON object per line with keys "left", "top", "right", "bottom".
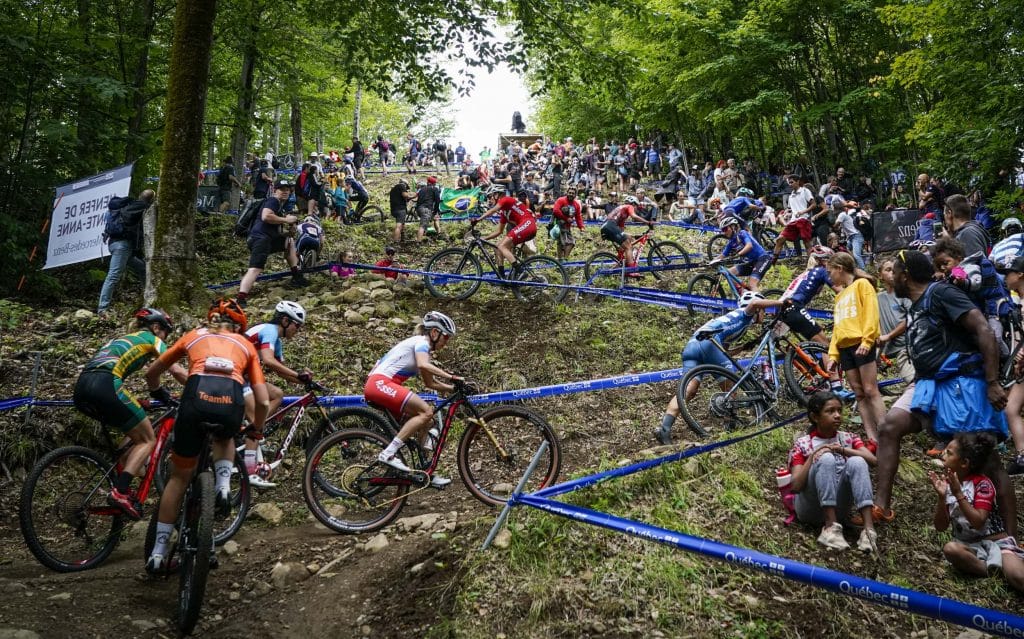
{"left": 829, "top": 278, "right": 880, "bottom": 360}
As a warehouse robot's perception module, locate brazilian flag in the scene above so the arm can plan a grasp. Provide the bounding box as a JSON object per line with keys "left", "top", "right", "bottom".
{"left": 439, "top": 186, "right": 482, "bottom": 217}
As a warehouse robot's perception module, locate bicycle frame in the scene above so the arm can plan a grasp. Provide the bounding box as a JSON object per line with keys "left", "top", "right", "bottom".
{"left": 705, "top": 321, "right": 785, "bottom": 408}
{"left": 249, "top": 388, "right": 333, "bottom": 472}
{"left": 464, "top": 226, "right": 526, "bottom": 280}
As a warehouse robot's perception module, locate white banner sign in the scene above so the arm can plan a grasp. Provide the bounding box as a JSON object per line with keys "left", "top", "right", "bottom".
{"left": 44, "top": 163, "right": 134, "bottom": 269}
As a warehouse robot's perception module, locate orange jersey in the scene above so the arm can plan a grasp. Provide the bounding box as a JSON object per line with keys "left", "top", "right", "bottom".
{"left": 157, "top": 328, "right": 265, "bottom": 387}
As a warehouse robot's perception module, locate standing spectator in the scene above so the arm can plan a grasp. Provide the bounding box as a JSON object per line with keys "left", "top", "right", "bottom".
{"left": 872, "top": 250, "right": 1012, "bottom": 534}
{"left": 995, "top": 256, "right": 1024, "bottom": 476}
{"left": 666, "top": 144, "right": 683, "bottom": 171}
{"left": 946, "top": 194, "right": 991, "bottom": 257}
{"left": 433, "top": 139, "right": 449, "bottom": 175}
{"left": 917, "top": 173, "right": 943, "bottom": 216}
{"left": 773, "top": 175, "right": 816, "bottom": 259}
{"left": 406, "top": 135, "right": 421, "bottom": 174}
{"left": 217, "top": 156, "right": 243, "bottom": 213}
{"left": 454, "top": 142, "right": 466, "bottom": 164}
{"left": 876, "top": 258, "right": 915, "bottom": 383}
{"left": 389, "top": 177, "right": 416, "bottom": 243}
{"left": 551, "top": 185, "right": 584, "bottom": 261}
{"left": 237, "top": 180, "right": 308, "bottom": 306}
{"left": 373, "top": 136, "right": 391, "bottom": 177}
{"left": 98, "top": 190, "right": 155, "bottom": 315}
{"left": 834, "top": 200, "right": 866, "bottom": 268}
{"left": 835, "top": 167, "right": 856, "bottom": 196}
{"left": 305, "top": 161, "right": 323, "bottom": 216}
{"left": 415, "top": 176, "right": 442, "bottom": 242}
{"left": 251, "top": 159, "right": 273, "bottom": 201}
{"left": 348, "top": 138, "right": 365, "bottom": 181}
{"left": 646, "top": 145, "right": 661, "bottom": 180}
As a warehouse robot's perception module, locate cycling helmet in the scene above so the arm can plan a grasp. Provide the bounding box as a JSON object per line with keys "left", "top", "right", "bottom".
{"left": 736, "top": 187, "right": 754, "bottom": 198}
{"left": 275, "top": 300, "right": 306, "bottom": 324}
{"left": 624, "top": 195, "right": 640, "bottom": 206}
{"left": 1002, "top": 217, "right": 1022, "bottom": 232}
{"left": 134, "top": 307, "right": 173, "bottom": 332}
{"left": 909, "top": 239, "right": 936, "bottom": 250}
{"left": 209, "top": 297, "right": 247, "bottom": 332}
{"left": 422, "top": 311, "right": 456, "bottom": 336}
{"left": 809, "top": 245, "right": 834, "bottom": 261}
{"left": 487, "top": 185, "right": 506, "bottom": 197}
{"left": 737, "top": 291, "right": 765, "bottom": 311}
{"left": 720, "top": 216, "right": 741, "bottom": 228}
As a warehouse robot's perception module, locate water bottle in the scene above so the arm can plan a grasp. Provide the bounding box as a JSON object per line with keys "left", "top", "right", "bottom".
{"left": 761, "top": 360, "right": 773, "bottom": 383}
{"left": 776, "top": 467, "right": 796, "bottom": 524}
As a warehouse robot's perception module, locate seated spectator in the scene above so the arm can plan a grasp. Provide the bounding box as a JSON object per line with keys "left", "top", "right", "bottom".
{"left": 788, "top": 391, "right": 878, "bottom": 552}
{"left": 928, "top": 432, "right": 1024, "bottom": 593}
{"left": 330, "top": 250, "right": 355, "bottom": 278}
{"left": 372, "top": 246, "right": 408, "bottom": 281}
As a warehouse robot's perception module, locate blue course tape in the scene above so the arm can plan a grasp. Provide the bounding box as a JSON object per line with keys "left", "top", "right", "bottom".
{"left": 0, "top": 397, "right": 33, "bottom": 412}
{"left": 514, "top": 493, "right": 1024, "bottom": 637}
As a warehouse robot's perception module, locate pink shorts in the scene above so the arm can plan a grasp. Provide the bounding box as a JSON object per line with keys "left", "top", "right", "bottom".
{"left": 507, "top": 218, "right": 537, "bottom": 244}
{"left": 363, "top": 374, "right": 412, "bottom": 420}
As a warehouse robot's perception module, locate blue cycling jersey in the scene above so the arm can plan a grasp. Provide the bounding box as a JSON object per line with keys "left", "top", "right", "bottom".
{"left": 345, "top": 177, "right": 368, "bottom": 197}
{"left": 721, "top": 230, "right": 767, "bottom": 262}
{"left": 723, "top": 197, "right": 758, "bottom": 219}
{"left": 694, "top": 309, "right": 754, "bottom": 347}
{"left": 784, "top": 266, "right": 833, "bottom": 306}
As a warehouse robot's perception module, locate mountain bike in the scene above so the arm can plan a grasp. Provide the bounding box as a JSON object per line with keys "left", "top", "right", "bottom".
{"left": 302, "top": 379, "right": 561, "bottom": 534}
{"left": 344, "top": 199, "right": 385, "bottom": 229}
{"left": 675, "top": 313, "right": 838, "bottom": 433}
{"left": 19, "top": 401, "right": 249, "bottom": 573}
{"left": 582, "top": 227, "right": 692, "bottom": 293}
{"left": 423, "top": 219, "right": 569, "bottom": 304}
{"left": 143, "top": 427, "right": 218, "bottom": 634}
{"left": 686, "top": 260, "right": 784, "bottom": 315}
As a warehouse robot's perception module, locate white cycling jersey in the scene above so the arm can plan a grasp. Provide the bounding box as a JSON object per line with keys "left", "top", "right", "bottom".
{"left": 368, "top": 335, "right": 430, "bottom": 382}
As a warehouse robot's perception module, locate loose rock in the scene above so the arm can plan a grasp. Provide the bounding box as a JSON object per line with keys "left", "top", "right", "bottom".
{"left": 492, "top": 528, "right": 512, "bottom": 549}
{"left": 344, "top": 310, "right": 367, "bottom": 325}
{"left": 222, "top": 540, "right": 240, "bottom": 555}
{"left": 361, "top": 533, "right": 388, "bottom": 552}
{"left": 250, "top": 502, "right": 284, "bottom": 525}
{"left": 270, "top": 562, "right": 311, "bottom": 589}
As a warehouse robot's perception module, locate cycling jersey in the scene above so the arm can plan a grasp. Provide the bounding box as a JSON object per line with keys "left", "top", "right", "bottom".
{"left": 345, "top": 177, "right": 367, "bottom": 197}
{"left": 721, "top": 230, "right": 767, "bottom": 262}
{"left": 369, "top": 335, "right": 430, "bottom": 383}
{"left": 245, "top": 323, "right": 284, "bottom": 361}
{"left": 157, "top": 328, "right": 264, "bottom": 387}
{"left": 495, "top": 196, "right": 533, "bottom": 227}
{"left": 695, "top": 309, "right": 754, "bottom": 348}
{"left": 780, "top": 266, "right": 833, "bottom": 306}
{"left": 722, "top": 197, "right": 758, "bottom": 220}
{"left": 606, "top": 204, "right": 637, "bottom": 228}
{"left": 83, "top": 331, "right": 168, "bottom": 378}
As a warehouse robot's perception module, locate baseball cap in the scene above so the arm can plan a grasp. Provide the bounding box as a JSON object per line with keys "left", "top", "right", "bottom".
{"left": 275, "top": 179, "right": 294, "bottom": 189}
{"left": 385, "top": 246, "right": 397, "bottom": 256}
{"left": 996, "top": 255, "right": 1024, "bottom": 274}
{"left": 427, "top": 176, "right": 437, "bottom": 185}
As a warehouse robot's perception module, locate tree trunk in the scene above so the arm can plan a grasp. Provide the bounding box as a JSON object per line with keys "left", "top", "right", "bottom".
{"left": 230, "top": 14, "right": 259, "bottom": 210}
{"left": 352, "top": 80, "right": 362, "bottom": 140}
{"left": 290, "top": 96, "right": 302, "bottom": 161}
{"left": 272, "top": 104, "right": 281, "bottom": 156}
{"left": 147, "top": 0, "right": 218, "bottom": 309}
{"left": 207, "top": 124, "right": 216, "bottom": 174}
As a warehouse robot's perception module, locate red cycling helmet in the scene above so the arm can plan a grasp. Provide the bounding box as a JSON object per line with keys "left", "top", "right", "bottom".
{"left": 208, "top": 297, "right": 247, "bottom": 332}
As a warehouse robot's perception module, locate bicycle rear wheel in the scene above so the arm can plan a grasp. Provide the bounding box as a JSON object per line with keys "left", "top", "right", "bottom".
{"left": 513, "top": 255, "right": 569, "bottom": 304}
{"left": 358, "top": 205, "right": 385, "bottom": 227}
{"left": 582, "top": 251, "right": 622, "bottom": 299}
{"left": 456, "top": 406, "right": 561, "bottom": 507}
{"left": 687, "top": 274, "right": 728, "bottom": 315}
{"left": 303, "top": 428, "right": 410, "bottom": 534}
{"left": 676, "top": 365, "right": 770, "bottom": 434}
{"left": 424, "top": 248, "right": 482, "bottom": 300}
{"left": 19, "top": 446, "right": 124, "bottom": 572}
{"left": 783, "top": 341, "right": 834, "bottom": 406}
{"left": 298, "top": 246, "right": 319, "bottom": 271}
{"left": 177, "top": 470, "right": 213, "bottom": 634}
{"left": 647, "top": 240, "right": 692, "bottom": 290}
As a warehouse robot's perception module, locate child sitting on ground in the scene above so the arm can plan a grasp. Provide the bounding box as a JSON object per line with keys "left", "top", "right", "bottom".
{"left": 928, "top": 432, "right": 1024, "bottom": 592}
{"left": 330, "top": 250, "right": 355, "bottom": 278}
{"left": 788, "top": 391, "right": 878, "bottom": 552}
{"left": 372, "top": 246, "right": 408, "bottom": 281}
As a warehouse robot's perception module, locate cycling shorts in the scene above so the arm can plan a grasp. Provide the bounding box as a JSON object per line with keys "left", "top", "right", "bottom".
{"left": 506, "top": 218, "right": 537, "bottom": 244}
{"left": 781, "top": 218, "right": 813, "bottom": 242}
{"left": 681, "top": 339, "right": 733, "bottom": 372}
{"left": 600, "top": 221, "right": 627, "bottom": 246}
{"left": 73, "top": 369, "right": 146, "bottom": 433}
{"left": 780, "top": 305, "right": 823, "bottom": 340}
{"left": 172, "top": 374, "right": 244, "bottom": 459}
{"left": 735, "top": 254, "right": 773, "bottom": 281}
{"left": 296, "top": 234, "right": 320, "bottom": 255}
{"left": 363, "top": 374, "right": 414, "bottom": 421}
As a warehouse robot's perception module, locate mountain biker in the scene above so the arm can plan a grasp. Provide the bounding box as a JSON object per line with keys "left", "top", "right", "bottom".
{"left": 144, "top": 298, "right": 268, "bottom": 574}
{"left": 710, "top": 216, "right": 772, "bottom": 292}
{"left": 722, "top": 187, "right": 764, "bottom": 225}
{"left": 242, "top": 300, "right": 312, "bottom": 488}
{"left": 600, "top": 195, "right": 655, "bottom": 278}
{"left": 344, "top": 174, "right": 370, "bottom": 222}
{"left": 655, "top": 291, "right": 769, "bottom": 444}
{"left": 72, "top": 308, "right": 188, "bottom": 519}
{"left": 369, "top": 312, "right": 463, "bottom": 488}
{"left": 477, "top": 185, "right": 537, "bottom": 277}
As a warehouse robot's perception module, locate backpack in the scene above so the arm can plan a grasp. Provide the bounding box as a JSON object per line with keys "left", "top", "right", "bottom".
{"left": 297, "top": 170, "right": 314, "bottom": 198}
{"left": 906, "top": 282, "right": 981, "bottom": 379}
{"left": 102, "top": 196, "right": 131, "bottom": 243}
{"left": 379, "top": 140, "right": 390, "bottom": 153}
{"left": 234, "top": 198, "right": 262, "bottom": 238}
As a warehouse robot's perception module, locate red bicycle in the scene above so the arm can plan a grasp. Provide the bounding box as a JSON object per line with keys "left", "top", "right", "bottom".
{"left": 18, "top": 401, "right": 250, "bottom": 572}
{"left": 583, "top": 226, "right": 692, "bottom": 292}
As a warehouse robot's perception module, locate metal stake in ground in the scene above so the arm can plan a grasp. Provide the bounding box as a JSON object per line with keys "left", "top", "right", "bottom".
{"left": 481, "top": 440, "right": 550, "bottom": 550}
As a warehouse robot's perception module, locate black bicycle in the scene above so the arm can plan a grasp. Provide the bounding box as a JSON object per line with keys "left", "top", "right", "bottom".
{"left": 424, "top": 219, "right": 569, "bottom": 303}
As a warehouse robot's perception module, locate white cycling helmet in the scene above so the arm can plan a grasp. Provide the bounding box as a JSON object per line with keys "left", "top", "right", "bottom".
{"left": 720, "top": 216, "right": 741, "bottom": 228}
{"left": 623, "top": 195, "right": 640, "bottom": 206}
{"left": 809, "top": 245, "right": 834, "bottom": 261}
{"left": 487, "top": 185, "right": 507, "bottom": 197}
{"left": 737, "top": 291, "right": 765, "bottom": 311}
{"left": 275, "top": 300, "right": 306, "bottom": 324}
{"left": 423, "top": 311, "right": 456, "bottom": 336}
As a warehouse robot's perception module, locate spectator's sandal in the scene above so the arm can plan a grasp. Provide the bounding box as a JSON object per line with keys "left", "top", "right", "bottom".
{"left": 851, "top": 505, "right": 895, "bottom": 526}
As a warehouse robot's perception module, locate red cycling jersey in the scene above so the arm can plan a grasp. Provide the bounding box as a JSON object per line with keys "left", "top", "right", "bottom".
{"left": 496, "top": 196, "right": 534, "bottom": 227}
{"left": 606, "top": 204, "right": 636, "bottom": 228}
{"left": 552, "top": 196, "right": 584, "bottom": 229}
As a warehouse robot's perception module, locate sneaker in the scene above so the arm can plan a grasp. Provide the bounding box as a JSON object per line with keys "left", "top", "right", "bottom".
{"left": 1006, "top": 453, "right": 1024, "bottom": 476}
{"left": 237, "top": 297, "right": 248, "bottom": 309}
{"left": 248, "top": 473, "right": 277, "bottom": 489}
{"left": 377, "top": 453, "right": 412, "bottom": 473}
{"left": 856, "top": 528, "right": 878, "bottom": 554}
{"left": 926, "top": 441, "right": 949, "bottom": 458}
{"left": 654, "top": 428, "right": 672, "bottom": 446}
{"left": 145, "top": 553, "right": 179, "bottom": 575}
{"left": 817, "top": 522, "right": 849, "bottom": 550}
{"left": 215, "top": 489, "right": 231, "bottom": 518}
{"left": 625, "top": 271, "right": 644, "bottom": 279}
{"left": 107, "top": 488, "right": 142, "bottom": 520}
{"left": 429, "top": 475, "right": 452, "bottom": 489}
{"left": 834, "top": 389, "right": 856, "bottom": 402}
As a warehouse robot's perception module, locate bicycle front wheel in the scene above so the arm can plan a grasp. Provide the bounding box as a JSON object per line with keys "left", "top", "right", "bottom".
{"left": 783, "top": 341, "right": 834, "bottom": 407}
{"left": 706, "top": 234, "right": 728, "bottom": 261}
{"left": 513, "top": 255, "right": 569, "bottom": 304}
{"left": 303, "top": 428, "right": 410, "bottom": 534}
{"left": 687, "top": 274, "right": 727, "bottom": 316}
{"left": 646, "top": 240, "right": 692, "bottom": 289}
{"left": 424, "top": 248, "right": 482, "bottom": 300}
{"left": 676, "top": 365, "right": 769, "bottom": 434}
{"left": 456, "top": 406, "right": 562, "bottom": 507}
{"left": 582, "top": 251, "right": 622, "bottom": 297}
{"left": 177, "top": 471, "right": 214, "bottom": 634}
{"left": 19, "top": 446, "right": 124, "bottom": 572}
{"left": 359, "top": 205, "right": 385, "bottom": 226}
